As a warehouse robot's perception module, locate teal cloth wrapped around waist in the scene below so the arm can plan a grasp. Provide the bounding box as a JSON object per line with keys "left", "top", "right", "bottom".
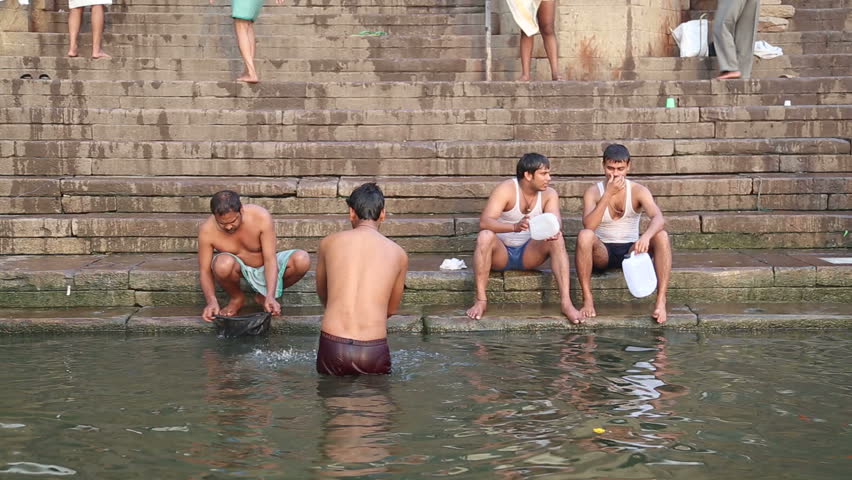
{"left": 232, "top": 0, "right": 265, "bottom": 21}
{"left": 213, "top": 250, "right": 296, "bottom": 298}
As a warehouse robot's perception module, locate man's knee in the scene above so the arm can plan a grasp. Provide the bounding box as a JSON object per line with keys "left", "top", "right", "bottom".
{"left": 476, "top": 229, "right": 497, "bottom": 247}
{"left": 212, "top": 255, "right": 239, "bottom": 279}
{"left": 652, "top": 230, "right": 670, "bottom": 245}
{"left": 577, "top": 229, "right": 597, "bottom": 248}
{"left": 288, "top": 250, "right": 311, "bottom": 274}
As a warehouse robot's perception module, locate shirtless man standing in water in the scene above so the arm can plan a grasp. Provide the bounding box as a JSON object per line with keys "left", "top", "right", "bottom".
{"left": 198, "top": 190, "right": 310, "bottom": 321}
{"left": 315, "top": 183, "right": 408, "bottom": 376}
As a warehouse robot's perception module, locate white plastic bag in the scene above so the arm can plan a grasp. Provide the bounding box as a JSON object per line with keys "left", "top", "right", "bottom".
{"left": 671, "top": 18, "right": 709, "bottom": 57}
{"left": 753, "top": 40, "right": 783, "bottom": 59}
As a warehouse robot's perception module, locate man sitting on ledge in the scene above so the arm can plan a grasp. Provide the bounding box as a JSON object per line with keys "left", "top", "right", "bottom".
{"left": 315, "top": 183, "right": 408, "bottom": 376}
{"left": 574, "top": 144, "right": 672, "bottom": 324}
{"left": 198, "top": 190, "right": 310, "bottom": 321}
{"left": 465, "top": 153, "right": 583, "bottom": 324}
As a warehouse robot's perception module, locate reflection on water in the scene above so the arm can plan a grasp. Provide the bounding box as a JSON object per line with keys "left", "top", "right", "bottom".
{"left": 0, "top": 330, "right": 849, "bottom": 479}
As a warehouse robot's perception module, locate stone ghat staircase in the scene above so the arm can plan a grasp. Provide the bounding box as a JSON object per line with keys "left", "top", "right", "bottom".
{"left": 0, "top": 0, "right": 850, "bottom": 317}
{"left": 634, "top": 0, "right": 852, "bottom": 80}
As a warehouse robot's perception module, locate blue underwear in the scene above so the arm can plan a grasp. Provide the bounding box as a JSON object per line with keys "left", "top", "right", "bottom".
{"left": 498, "top": 241, "right": 530, "bottom": 272}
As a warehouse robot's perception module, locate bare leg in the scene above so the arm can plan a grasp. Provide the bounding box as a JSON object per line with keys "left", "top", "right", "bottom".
{"left": 537, "top": 0, "right": 563, "bottom": 80}
{"left": 90, "top": 5, "right": 110, "bottom": 59}
{"left": 649, "top": 231, "right": 671, "bottom": 324}
{"left": 234, "top": 19, "right": 259, "bottom": 83}
{"left": 545, "top": 237, "right": 583, "bottom": 324}
{"left": 212, "top": 255, "right": 246, "bottom": 316}
{"left": 519, "top": 32, "right": 534, "bottom": 81}
{"left": 253, "top": 250, "right": 312, "bottom": 306}
{"left": 465, "top": 230, "right": 508, "bottom": 320}
{"left": 67, "top": 8, "right": 83, "bottom": 57}
{"left": 575, "top": 229, "right": 609, "bottom": 318}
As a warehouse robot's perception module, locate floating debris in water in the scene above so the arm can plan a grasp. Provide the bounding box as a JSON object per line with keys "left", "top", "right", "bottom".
{"left": 593, "top": 427, "right": 606, "bottom": 434}
{"left": 0, "top": 462, "right": 76, "bottom": 476}
{"left": 150, "top": 426, "right": 190, "bottom": 432}
{"left": 69, "top": 425, "right": 99, "bottom": 432}
{"left": 0, "top": 423, "right": 25, "bottom": 429}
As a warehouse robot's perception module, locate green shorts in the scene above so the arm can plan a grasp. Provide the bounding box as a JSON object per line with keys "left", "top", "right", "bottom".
{"left": 213, "top": 250, "right": 297, "bottom": 298}
{"left": 232, "top": 0, "right": 264, "bottom": 21}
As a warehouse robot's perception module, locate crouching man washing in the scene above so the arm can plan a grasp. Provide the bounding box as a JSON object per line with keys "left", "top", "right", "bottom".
{"left": 198, "top": 190, "right": 310, "bottom": 321}
{"left": 575, "top": 144, "right": 672, "bottom": 324}
{"left": 465, "top": 153, "right": 583, "bottom": 324}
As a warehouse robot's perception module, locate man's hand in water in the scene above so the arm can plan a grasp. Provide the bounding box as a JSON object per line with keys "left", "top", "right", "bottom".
{"left": 514, "top": 215, "right": 530, "bottom": 233}
{"left": 202, "top": 303, "right": 220, "bottom": 322}
{"left": 264, "top": 297, "right": 282, "bottom": 316}
{"left": 604, "top": 174, "right": 625, "bottom": 197}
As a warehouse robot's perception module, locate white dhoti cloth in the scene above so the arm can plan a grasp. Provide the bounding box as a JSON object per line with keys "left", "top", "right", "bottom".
{"left": 505, "top": 0, "right": 545, "bottom": 36}
{"left": 69, "top": 0, "right": 112, "bottom": 9}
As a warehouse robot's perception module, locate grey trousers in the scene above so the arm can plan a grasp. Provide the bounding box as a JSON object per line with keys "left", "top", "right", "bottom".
{"left": 713, "top": 0, "right": 760, "bottom": 78}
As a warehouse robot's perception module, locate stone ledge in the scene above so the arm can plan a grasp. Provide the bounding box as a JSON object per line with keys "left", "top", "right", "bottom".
{"left": 1, "top": 303, "right": 849, "bottom": 334}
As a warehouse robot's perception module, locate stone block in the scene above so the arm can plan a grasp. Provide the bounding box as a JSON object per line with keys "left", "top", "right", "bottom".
{"left": 0, "top": 308, "right": 135, "bottom": 334}
{"left": 702, "top": 212, "right": 851, "bottom": 233}
{"left": 298, "top": 177, "right": 339, "bottom": 198}
{"left": 693, "top": 303, "right": 851, "bottom": 330}
{"left": 0, "top": 177, "right": 60, "bottom": 197}
{"left": 0, "top": 197, "right": 62, "bottom": 214}
{"left": 760, "top": 5, "right": 795, "bottom": 18}
{"left": 0, "top": 290, "right": 136, "bottom": 308}
{"left": 0, "top": 216, "right": 72, "bottom": 237}
{"left": 0, "top": 237, "right": 91, "bottom": 254}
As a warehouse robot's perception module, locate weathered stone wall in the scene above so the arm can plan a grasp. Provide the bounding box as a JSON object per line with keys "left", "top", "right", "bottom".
{"left": 494, "top": 0, "right": 689, "bottom": 80}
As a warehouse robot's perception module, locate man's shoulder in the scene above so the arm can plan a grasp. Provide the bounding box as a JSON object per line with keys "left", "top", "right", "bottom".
{"left": 243, "top": 203, "right": 272, "bottom": 218}
{"left": 198, "top": 215, "right": 216, "bottom": 234}
{"left": 629, "top": 180, "right": 652, "bottom": 195}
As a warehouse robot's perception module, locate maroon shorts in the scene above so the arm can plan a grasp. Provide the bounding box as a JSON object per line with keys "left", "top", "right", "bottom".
{"left": 316, "top": 331, "right": 391, "bottom": 376}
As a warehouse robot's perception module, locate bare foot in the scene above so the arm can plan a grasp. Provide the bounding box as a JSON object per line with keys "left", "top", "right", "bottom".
{"left": 518, "top": 74, "right": 531, "bottom": 82}
{"left": 466, "top": 299, "right": 487, "bottom": 320}
{"left": 92, "top": 51, "right": 111, "bottom": 59}
{"left": 715, "top": 71, "right": 741, "bottom": 80}
{"left": 67, "top": 47, "right": 78, "bottom": 58}
{"left": 237, "top": 72, "right": 259, "bottom": 83}
{"left": 254, "top": 293, "right": 265, "bottom": 306}
{"left": 551, "top": 75, "right": 565, "bottom": 81}
{"left": 562, "top": 302, "right": 585, "bottom": 325}
{"left": 652, "top": 302, "right": 667, "bottom": 324}
{"left": 219, "top": 293, "right": 245, "bottom": 316}
{"left": 580, "top": 299, "right": 596, "bottom": 319}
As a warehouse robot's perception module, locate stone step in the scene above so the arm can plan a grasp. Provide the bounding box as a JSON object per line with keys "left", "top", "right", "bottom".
{"left": 0, "top": 212, "right": 848, "bottom": 255}
{"left": 788, "top": 8, "right": 852, "bottom": 32}
{"left": 2, "top": 173, "right": 847, "bottom": 215}
{"left": 0, "top": 250, "right": 849, "bottom": 309}
{"left": 3, "top": 137, "right": 849, "bottom": 176}
{"left": 36, "top": 11, "right": 486, "bottom": 27}
{"left": 1, "top": 302, "right": 851, "bottom": 333}
{"left": 634, "top": 54, "right": 852, "bottom": 81}
{"left": 1, "top": 38, "right": 495, "bottom": 60}
{"left": 3, "top": 78, "right": 848, "bottom": 105}
{"left": 4, "top": 113, "right": 850, "bottom": 141}
{"left": 689, "top": 7, "right": 851, "bottom": 32}
{"left": 44, "top": 21, "right": 486, "bottom": 36}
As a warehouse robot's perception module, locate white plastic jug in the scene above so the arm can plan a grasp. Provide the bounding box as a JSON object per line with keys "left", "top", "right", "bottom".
{"left": 529, "top": 212, "right": 560, "bottom": 240}
{"left": 622, "top": 252, "right": 657, "bottom": 298}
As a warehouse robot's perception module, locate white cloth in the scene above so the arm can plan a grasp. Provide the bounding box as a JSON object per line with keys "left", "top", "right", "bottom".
{"left": 496, "top": 178, "right": 543, "bottom": 247}
{"left": 505, "top": 0, "right": 543, "bottom": 37}
{"left": 69, "top": 0, "right": 112, "bottom": 9}
{"left": 595, "top": 180, "right": 641, "bottom": 243}
{"left": 753, "top": 40, "right": 783, "bottom": 59}
{"left": 439, "top": 258, "right": 468, "bottom": 270}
